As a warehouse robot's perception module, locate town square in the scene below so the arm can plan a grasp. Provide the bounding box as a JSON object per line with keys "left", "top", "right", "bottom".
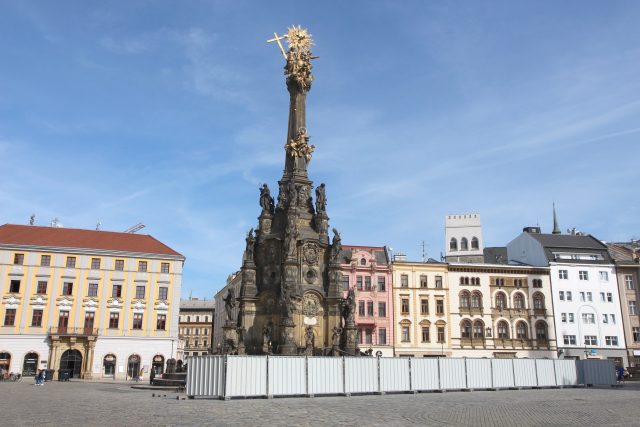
{"left": 1, "top": 1, "right": 640, "bottom": 425}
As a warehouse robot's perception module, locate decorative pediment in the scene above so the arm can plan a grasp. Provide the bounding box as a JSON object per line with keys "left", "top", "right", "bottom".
{"left": 107, "top": 298, "right": 123, "bottom": 309}
{"left": 3, "top": 295, "right": 21, "bottom": 308}
{"left": 30, "top": 295, "right": 47, "bottom": 307}
{"left": 56, "top": 298, "right": 74, "bottom": 308}
{"left": 154, "top": 301, "right": 169, "bottom": 312}
{"left": 83, "top": 298, "right": 99, "bottom": 312}
{"left": 131, "top": 299, "right": 146, "bottom": 312}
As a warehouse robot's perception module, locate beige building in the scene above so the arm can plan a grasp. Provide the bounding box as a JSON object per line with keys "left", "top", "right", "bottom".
{"left": 0, "top": 224, "right": 184, "bottom": 380}
{"left": 448, "top": 262, "right": 556, "bottom": 358}
{"left": 392, "top": 259, "right": 450, "bottom": 357}
{"left": 608, "top": 243, "right": 640, "bottom": 368}
{"left": 179, "top": 298, "right": 214, "bottom": 358}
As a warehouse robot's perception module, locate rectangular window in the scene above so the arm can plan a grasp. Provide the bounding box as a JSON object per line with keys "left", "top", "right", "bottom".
{"left": 436, "top": 299, "right": 444, "bottom": 314}
{"left": 586, "top": 292, "right": 592, "bottom": 302}
{"left": 563, "top": 335, "right": 576, "bottom": 345}
{"left": 558, "top": 270, "right": 568, "bottom": 279}
{"left": 9, "top": 280, "right": 20, "bottom": 293}
{"left": 378, "top": 302, "right": 386, "bottom": 317}
{"left": 138, "top": 261, "right": 147, "bottom": 272}
{"left": 367, "top": 301, "right": 374, "bottom": 316}
{"left": 109, "top": 312, "right": 119, "bottom": 329}
{"left": 364, "top": 276, "right": 372, "bottom": 291}
{"left": 633, "top": 327, "right": 640, "bottom": 342}
{"left": 400, "top": 274, "right": 408, "bottom": 288}
{"left": 401, "top": 298, "right": 409, "bottom": 314}
{"left": 605, "top": 336, "right": 618, "bottom": 346}
{"left": 420, "top": 299, "right": 429, "bottom": 315}
{"left": 115, "top": 259, "right": 125, "bottom": 271}
{"left": 579, "top": 271, "right": 588, "bottom": 281}
{"left": 91, "top": 258, "right": 101, "bottom": 270}
{"left": 88, "top": 283, "right": 98, "bottom": 297}
{"left": 157, "top": 314, "right": 166, "bottom": 330}
{"left": 365, "top": 329, "right": 373, "bottom": 344}
{"left": 62, "top": 282, "right": 73, "bottom": 296}
{"left": 358, "top": 301, "right": 365, "bottom": 316}
{"left": 132, "top": 313, "right": 143, "bottom": 329}
{"left": 600, "top": 292, "right": 605, "bottom": 302}
{"left": 341, "top": 275, "right": 349, "bottom": 290}
{"left": 112, "top": 284, "right": 122, "bottom": 298}
{"left": 356, "top": 276, "right": 363, "bottom": 290}
{"left": 437, "top": 327, "right": 445, "bottom": 343}
{"left": 625, "top": 275, "right": 635, "bottom": 290}
{"left": 435, "top": 276, "right": 443, "bottom": 289}
{"left": 629, "top": 301, "right": 637, "bottom": 315}
{"left": 161, "top": 262, "right": 170, "bottom": 274}
{"left": 599, "top": 271, "right": 609, "bottom": 281}
{"left": 377, "top": 276, "right": 386, "bottom": 292}
{"left": 584, "top": 335, "right": 597, "bottom": 346}
{"left": 559, "top": 291, "right": 565, "bottom": 301}
{"left": 58, "top": 311, "right": 69, "bottom": 329}
{"left": 607, "top": 293, "right": 613, "bottom": 302}
{"left": 31, "top": 309, "right": 43, "bottom": 327}
{"left": 420, "top": 275, "right": 428, "bottom": 288}
{"left": 561, "top": 313, "right": 567, "bottom": 323}
{"left": 421, "top": 326, "right": 430, "bottom": 343}
{"left": 603, "top": 314, "right": 608, "bottom": 324}
{"left": 84, "top": 312, "right": 95, "bottom": 331}
{"left": 4, "top": 308, "right": 16, "bottom": 326}
{"left": 158, "top": 287, "right": 168, "bottom": 300}
{"left": 568, "top": 313, "right": 574, "bottom": 323}
{"left": 13, "top": 253, "right": 24, "bottom": 265}
{"left": 36, "top": 281, "right": 47, "bottom": 294}
{"left": 40, "top": 255, "right": 51, "bottom": 266}
{"left": 378, "top": 328, "right": 387, "bottom": 345}
{"left": 611, "top": 314, "right": 616, "bottom": 324}
{"left": 581, "top": 313, "right": 595, "bottom": 324}
{"left": 135, "top": 286, "right": 145, "bottom": 299}
{"left": 579, "top": 292, "right": 585, "bottom": 302}
{"left": 566, "top": 291, "right": 572, "bottom": 301}
{"left": 401, "top": 326, "right": 410, "bottom": 342}
{"left": 66, "top": 256, "right": 76, "bottom": 268}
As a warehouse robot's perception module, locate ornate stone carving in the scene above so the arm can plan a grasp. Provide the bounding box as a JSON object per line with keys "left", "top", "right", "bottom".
{"left": 315, "top": 183, "right": 326, "bottom": 214}
{"left": 330, "top": 228, "right": 343, "bottom": 262}
{"left": 302, "top": 242, "right": 319, "bottom": 265}
{"left": 284, "top": 127, "right": 315, "bottom": 161}
{"left": 302, "top": 293, "right": 323, "bottom": 317}
{"left": 259, "top": 184, "right": 275, "bottom": 215}
{"left": 244, "top": 228, "right": 255, "bottom": 263}
{"left": 223, "top": 289, "right": 235, "bottom": 323}
{"left": 277, "top": 182, "right": 287, "bottom": 210}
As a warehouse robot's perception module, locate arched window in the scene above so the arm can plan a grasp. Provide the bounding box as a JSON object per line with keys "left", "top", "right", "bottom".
{"left": 516, "top": 321, "right": 528, "bottom": 339}
{"left": 497, "top": 321, "right": 509, "bottom": 339}
{"left": 23, "top": 352, "right": 38, "bottom": 376}
{"left": 450, "top": 238, "right": 458, "bottom": 251}
{"left": 464, "top": 277, "right": 470, "bottom": 285}
{"left": 103, "top": 354, "right": 116, "bottom": 377}
{"left": 127, "top": 354, "right": 141, "bottom": 380}
{"left": 495, "top": 292, "right": 507, "bottom": 309}
{"left": 471, "top": 277, "right": 480, "bottom": 285}
{"left": 535, "top": 321, "right": 548, "bottom": 340}
{"left": 461, "top": 320, "right": 472, "bottom": 338}
{"left": 360, "top": 258, "right": 366, "bottom": 266}
{"left": 473, "top": 320, "right": 484, "bottom": 338}
{"left": 513, "top": 293, "right": 525, "bottom": 309}
{"left": 196, "top": 316, "right": 200, "bottom": 323}
{"left": 459, "top": 291, "right": 470, "bottom": 308}
{"left": 471, "top": 237, "right": 479, "bottom": 250}
{"left": 471, "top": 291, "right": 482, "bottom": 308}
{"left": 533, "top": 293, "right": 545, "bottom": 310}
{"left": 460, "top": 238, "right": 468, "bottom": 251}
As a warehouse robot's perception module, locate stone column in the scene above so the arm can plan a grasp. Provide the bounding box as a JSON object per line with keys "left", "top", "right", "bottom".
{"left": 279, "top": 317, "right": 297, "bottom": 355}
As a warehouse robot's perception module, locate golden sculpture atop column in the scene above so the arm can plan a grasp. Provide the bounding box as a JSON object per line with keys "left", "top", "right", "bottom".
{"left": 268, "top": 25, "right": 317, "bottom": 92}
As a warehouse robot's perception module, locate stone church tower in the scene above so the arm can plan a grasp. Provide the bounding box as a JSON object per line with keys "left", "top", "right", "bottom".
{"left": 225, "top": 27, "right": 350, "bottom": 355}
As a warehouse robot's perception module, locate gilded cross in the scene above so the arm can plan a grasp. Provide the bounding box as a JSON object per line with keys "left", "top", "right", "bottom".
{"left": 267, "top": 31, "right": 288, "bottom": 59}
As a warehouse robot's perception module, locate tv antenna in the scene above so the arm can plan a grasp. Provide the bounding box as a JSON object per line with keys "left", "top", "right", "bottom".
{"left": 124, "top": 223, "right": 145, "bottom": 233}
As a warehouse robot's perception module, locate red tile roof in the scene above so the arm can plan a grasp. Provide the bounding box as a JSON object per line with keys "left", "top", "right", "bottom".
{"left": 0, "top": 224, "right": 183, "bottom": 257}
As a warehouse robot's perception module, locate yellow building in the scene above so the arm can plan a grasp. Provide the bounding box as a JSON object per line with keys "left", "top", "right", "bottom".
{"left": 392, "top": 259, "right": 451, "bottom": 357}
{"left": 0, "top": 224, "right": 184, "bottom": 380}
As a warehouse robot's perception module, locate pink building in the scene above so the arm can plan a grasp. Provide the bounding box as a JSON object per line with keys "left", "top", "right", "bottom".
{"left": 340, "top": 246, "right": 394, "bottom": 356}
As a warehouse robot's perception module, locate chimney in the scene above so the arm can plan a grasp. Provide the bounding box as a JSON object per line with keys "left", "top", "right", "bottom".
{"left": 523, "top": 226, "right": 541, "bottom": 234}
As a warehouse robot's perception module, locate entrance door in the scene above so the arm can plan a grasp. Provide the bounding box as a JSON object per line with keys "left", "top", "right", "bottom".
{"left": 152, "top": 355, "right": 164, "bottom": 375}
{"left": 60, "top": 349, "right": 83, "bottom": 378}
{"left": 127, "top": 355, "right": 140, "bottom": 379}
{"left": 0, "top": 352, "right": 11, "bottom": 376}
{"left": 23, "top": 353, "right": 38, "bottom": 376}
{"left": 103, "top": 354, "right": 116, "bottom": 377}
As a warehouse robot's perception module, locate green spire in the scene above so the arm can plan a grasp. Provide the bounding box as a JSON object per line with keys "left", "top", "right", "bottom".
{"left": 552, "top": 203, "right": 561, "bottom": 235}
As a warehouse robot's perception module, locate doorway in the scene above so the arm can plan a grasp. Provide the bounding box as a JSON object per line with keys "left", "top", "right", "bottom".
{"left": 60, "top": 349, "right": 83, "bottom": 378}
{"left": 152, "top": 355, "right": 164, "bottom": 375}
{"left": 22, "top": 352, "right": 39, "bottom": 376}
{"left": 127, "top": 354, "right": 140, "bottom": 379}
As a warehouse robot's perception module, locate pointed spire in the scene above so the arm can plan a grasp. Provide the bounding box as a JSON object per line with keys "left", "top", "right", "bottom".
{"left": 552, "top": 202, "right": 561, "bottom": 234}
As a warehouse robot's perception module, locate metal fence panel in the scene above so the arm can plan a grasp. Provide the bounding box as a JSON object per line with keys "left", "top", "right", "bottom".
{"left": 225, "top": 356, "right": 267, "bottom": 397}
{"left": 410, "top": 358, "right": 440, "bottom": 391}
{"left": 577, "top": 360, "right": 616, "bottom": 385}
{"left": 554, "top": 359, "right": 578, "bottom": 386}
{"left": 513, "top": 359, "right": 538, "bottom": 387}
{"left": 379, "top": 358, "right": 410, "bottom": 392}
{"left": 268, "top": 356, "right": 306, "bottom": 396}
{"left": 345, "top": 357, "right": 378, "bottom": 393}
{"left": 439, "top": 358, "right": 467, "bottom": 389}
{"left": 491, "top": 359, "right": 515, "bottom": 388}
{"left": 466, "top": 358, "right": 493, "bottom": 389}
{"left": 186, "top": 355, "right": 225, "bottom": 397}
{"left": 308, "top": 357, "right": 343, "bottom": 395}
{"left": 535, "top": 359, "right": 557, "bottom": 386}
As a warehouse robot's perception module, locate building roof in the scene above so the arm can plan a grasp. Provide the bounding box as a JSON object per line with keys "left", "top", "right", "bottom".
{"left": 483, "top": 247, "right": 508, "bottom": 264}
{"left": 180, "top": 299, "right": 215, "bottom": 310}
{"left": 524, "top": 232, "right": 611, "bottom": 264}
{"left": 0, "top": 224, "right": 183, "bottom": 257}
{"left": 608, "top": 243, "right": 640, "bottom": 265}
{"left": 341, "top": 245, "right": 389, "bottom": 265}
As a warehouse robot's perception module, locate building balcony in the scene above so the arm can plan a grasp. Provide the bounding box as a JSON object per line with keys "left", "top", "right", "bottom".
{"left": 49, "top": 327, "right": 99, "bottom": 337}
{"left": 491, "top": 308, "right": 528, "bottom": 317}
{"left": 459, "top": 307, "right": 485, "bottom": 315}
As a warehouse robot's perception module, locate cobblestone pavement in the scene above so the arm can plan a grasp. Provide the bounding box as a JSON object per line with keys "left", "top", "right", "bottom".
{"left": 3, "top": 380, "right": 640, "bottom": 426}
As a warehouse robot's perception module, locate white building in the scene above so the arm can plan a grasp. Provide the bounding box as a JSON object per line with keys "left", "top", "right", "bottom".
{"left": 507, "top": 228, "right": 627, "bottom": 366}
{"left": 445, "top": 214, "right": 484, "bottom": 263}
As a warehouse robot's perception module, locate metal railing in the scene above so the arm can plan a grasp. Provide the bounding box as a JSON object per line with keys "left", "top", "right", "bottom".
{"left": 49, "top": 327, "right": 99, "bottom": 336}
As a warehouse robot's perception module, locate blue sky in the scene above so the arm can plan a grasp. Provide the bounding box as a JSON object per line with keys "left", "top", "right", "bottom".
{"left": 1, "top": 1, "right": 639, "bottom": 298}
